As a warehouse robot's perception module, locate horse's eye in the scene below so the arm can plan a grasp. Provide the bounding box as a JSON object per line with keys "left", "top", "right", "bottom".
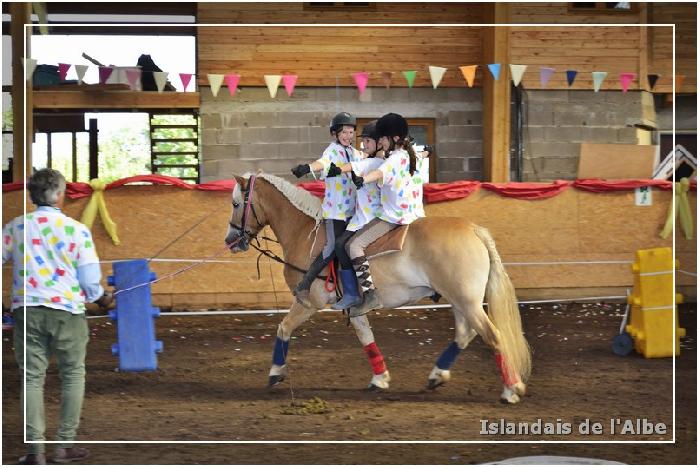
{"left": 233, "top": 202, "right": 240, "bottom": 209}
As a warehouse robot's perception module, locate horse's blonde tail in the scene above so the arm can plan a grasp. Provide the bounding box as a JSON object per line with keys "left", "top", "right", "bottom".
{"left": 474, "top": 226, "right": 532, "bottom": 383}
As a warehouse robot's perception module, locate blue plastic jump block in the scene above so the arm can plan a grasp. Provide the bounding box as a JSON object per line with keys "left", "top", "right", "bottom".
{"left": 108, "top": 259, "right": 163, "bottom": 372}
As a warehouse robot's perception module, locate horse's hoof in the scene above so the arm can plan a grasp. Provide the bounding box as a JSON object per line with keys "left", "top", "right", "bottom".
{"left": 267, "top": 374, "right": 286, "bottom": 388}
{"left": 365, "top": 384, "right": 385, "bottom": 392}
{"left": 514, "top": 382, "right": 527, "bottom": 397}
{"left": 499, "top": 389, "right": 521, "bottom": 404}
{"left": 426, "top": 379, "right": 445, "bottom": 390}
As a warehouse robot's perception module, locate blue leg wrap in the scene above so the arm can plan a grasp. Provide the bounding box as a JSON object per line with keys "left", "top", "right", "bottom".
{"left": 272, "top": 337, "right": 290, "bottom": 366}
{"left": 436, "top": 341, "right": 462, "bottom": 370}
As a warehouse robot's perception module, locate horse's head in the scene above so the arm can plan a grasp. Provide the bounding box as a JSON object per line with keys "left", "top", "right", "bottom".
{"left": 225, "top": 174, "right": 267, "bottom": 253}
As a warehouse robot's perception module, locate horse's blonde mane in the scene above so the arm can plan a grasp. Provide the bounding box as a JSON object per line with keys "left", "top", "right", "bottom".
{"left": 245, "top": 172, "right": 322, "bottom": 221}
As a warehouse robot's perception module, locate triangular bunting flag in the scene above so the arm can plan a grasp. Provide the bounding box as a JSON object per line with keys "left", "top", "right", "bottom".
{"left": 675, "top": 75, "right": 686, "bottom": 92}
{"left": 428, "top": 65, "right": 447, "bottom": 89}
{"left": 264, "top": 75, "right": 282, "bottom": 98}
{"left": 207, "top": 74, "right": 224, "bottom": 97}
{"left": 98, "top": 66, "right": 114, "bottom": 84}
{"left": 619, "top": 72, "right": 635, "bottom": 93}
{"left": 402, "top": 70, "right": 417, "bottom": 88}
{"left": 179, "top": 73, "right": 193, "bottom": 91}
{"left": 58, "top": 63, "right": 71, "bottom": 81}
{"left": 592, "top": 71, "right": 607, "bottom": 92}
{"left": 22, "top": 58, "right": 38, "bottom": 80}
{"left": 382, "top": 72, "right": 393, "bottom": 89}
{"left": 566, "top": 70, "right": 578, "bottom": 87}
{"left": 74, "top": 64, "right": 88, "bottom": 85}
{"left": 282, "top": 74, "right": 297, "bottom": 96}
{"left": 459, "top": 65, "right": 478, "bottom": 88}
{"left": 488, "top": 64, "right": 501, "bottom": 80}
{"left": 224, "top": 74, "right": 240, "bottom": 97}
{"left": 352, "top": 72, "right": 369, "bottom": 94}
{"left": 540, "top": 67, "right": 555, "bottom": 88}
{"left": 510, "top": 64, "right": 527, "bottom": 87}
{"left": 125, "top": 68, "right": 141, "bottom": 90}
{"left": 153, "top": 71, "right": 169, "bottom": 92}
{"left": 647, "top": 74, "right": 659, "bottom": 90}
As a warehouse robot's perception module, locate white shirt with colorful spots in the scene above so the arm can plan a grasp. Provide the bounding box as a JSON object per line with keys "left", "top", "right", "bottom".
{"left": 315, "top": 142, "right": 362, "bottom": 221}
{"left": 347, "top": 157, "right": 384, "bottom": 232}
{"left": 377, "top": 149, "right": 425, "bottom": 225}
{"left": 2, "top": 206, "right": 101, "bottom": 314}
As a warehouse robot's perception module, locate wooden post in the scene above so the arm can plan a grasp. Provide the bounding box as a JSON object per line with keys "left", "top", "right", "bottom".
{"left": 10, "top": 2, "right": 32, "bottom": 183}
{"left": 639, "top": 3, "right": 649, "bottom": 92}
{"left": 482, "top": 3, "right": 511, "bottom": 182}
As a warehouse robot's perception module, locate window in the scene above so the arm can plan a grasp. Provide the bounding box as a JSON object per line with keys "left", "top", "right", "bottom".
{"left": 356, "top": 117, "right": 436, "bottom": 183}
{"left": 304, "top": 2, "right": 375, "bottom": 11}
{"left": 569, "top": 2, "right": 637, "bottom": 12}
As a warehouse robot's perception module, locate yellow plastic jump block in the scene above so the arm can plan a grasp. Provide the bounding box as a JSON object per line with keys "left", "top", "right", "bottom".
{"left": 625, "top": 247, "right": 686, "bottom": 358}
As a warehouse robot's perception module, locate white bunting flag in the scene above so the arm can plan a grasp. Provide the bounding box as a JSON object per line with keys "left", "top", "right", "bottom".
{"left": 509, "top": 64, "right": 527, "bottom": 87}
{"left": 74, "top": 64, "right": 89, "bottom": 84}
{"left": 428, "top": 66, "right": 447, "bottom": 89}
{"left": 264, "top": 75, "right": 282, "bottom": 98}
{"left": 208, "top": 74, "right": 224, "bottom": 97}
{"left": 154, "top": 72, "right": 169, "bottom": 93}
{"left": 592, "top": 71, "right": 608, "bottom": 92}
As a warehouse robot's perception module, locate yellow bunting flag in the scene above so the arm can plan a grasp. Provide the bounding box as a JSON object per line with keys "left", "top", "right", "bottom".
{"left": 459, "top": 65, "right": 478, "bottom": 87}
{"left": 81, "top": 179, "right": 121, "bottom": 245}
{"left": 428, "top": 66, "right": 447, "bottom": 89}
{"left": 660, "top": 177, "right": 693, "bottom": 240}
{"left": 509, "top": 64, "right": 527, "bottom": 87}
{"left": 207, "top": 74, "right": 224, "bottom": 97}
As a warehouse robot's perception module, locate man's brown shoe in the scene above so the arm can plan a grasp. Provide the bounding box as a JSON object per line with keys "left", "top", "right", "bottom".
{"left": 49, "top": 447, "right": 90, "bottom": 464}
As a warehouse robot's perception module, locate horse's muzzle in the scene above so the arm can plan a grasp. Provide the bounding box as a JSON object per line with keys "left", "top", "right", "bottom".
{"left": 225, "top": 235, "right": 249, "bottom": 253}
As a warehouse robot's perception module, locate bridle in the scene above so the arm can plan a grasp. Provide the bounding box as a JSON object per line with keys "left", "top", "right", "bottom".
{"left": 228, "top": 174, "right": 264, "bottom": 245}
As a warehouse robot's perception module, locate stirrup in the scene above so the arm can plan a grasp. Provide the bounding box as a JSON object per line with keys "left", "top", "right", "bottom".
{"left": 348, "top": 290, "right": 382, "bottom": 318}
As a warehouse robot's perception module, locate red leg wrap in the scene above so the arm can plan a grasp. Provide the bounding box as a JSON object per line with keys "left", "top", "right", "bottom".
{"left": 495, "top": 353, "right": 519, "bottom": 387}
{"left": 363, "top": 342, "right": 387, "bottom": 375}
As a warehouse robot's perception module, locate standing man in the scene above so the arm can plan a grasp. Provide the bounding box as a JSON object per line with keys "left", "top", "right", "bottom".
{"left": 3, "top": 168, "right": 112, "bottom": 464}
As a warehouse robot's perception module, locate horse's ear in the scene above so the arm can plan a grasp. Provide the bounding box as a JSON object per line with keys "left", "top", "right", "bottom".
{"left": 233, "top": 174, "right": 245, "bottom": 188}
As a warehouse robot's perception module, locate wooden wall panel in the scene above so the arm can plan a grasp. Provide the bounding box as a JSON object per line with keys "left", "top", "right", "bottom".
{"left": 2, "top": 184, "right": 695, "bottom": 309}
{"left": 509, "top": 26, "right": 643, "bottom": 90}
{"left": 649, "top": 2, "right": 697, "bottom": 93}
{"left": 509, "top": 2, "right": 642, "bottom": 24}
{"left": 197, "top": 24, "right": 485, "bottom": 88}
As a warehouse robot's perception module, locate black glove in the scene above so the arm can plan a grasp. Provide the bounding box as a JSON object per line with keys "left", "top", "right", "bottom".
{"left": 423, "top": 145, "right": 433, "bottom": 156}
{"left": 291, "top": 164, "right": 311, "bottom": 178}
{"left": 94, "top": 291, "right": 114, "bottom": 311}
{"left": 327, "top": 162, "right": 342, "bottom": 177}
{"left": 352, "top": 173, "right": 364, "bottom": 189}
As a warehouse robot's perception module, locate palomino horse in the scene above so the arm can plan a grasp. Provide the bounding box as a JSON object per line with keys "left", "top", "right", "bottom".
{"left": 225, "top": 173, "right": 531, "bottom": 403}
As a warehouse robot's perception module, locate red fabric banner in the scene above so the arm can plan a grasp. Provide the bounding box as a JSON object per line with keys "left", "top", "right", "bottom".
{"left": 4, "top": 175, "right": 694, "bottom": 204}
{"left": 481, "top": 180, "right": 571, "bottom": 200}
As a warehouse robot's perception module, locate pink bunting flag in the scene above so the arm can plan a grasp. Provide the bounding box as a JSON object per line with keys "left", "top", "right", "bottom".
{"left": 125, "top": 68, "right": 142, "bottom": 90}
{"left": 179, "top": 73, "right": 193, "bottom": 91}
{"left": 98, "top": 66, "right": 113, "bottom": 84}
{"left": 58, "top": 63, "right": 71, "bottom": 81}
{"left": 282, "top": 74, "right": 297, "bottom": 96}
{"left": 224, "top": 74, "right": 241, "bottom": 97}
{"left": 540, "top": 67, "right": 555, "bottom": 88}
{"left": 353, "top": 72, "right": 369, "bottom": 94}
{"left": 619, "top": 72, "right": 635, "bottom": 93}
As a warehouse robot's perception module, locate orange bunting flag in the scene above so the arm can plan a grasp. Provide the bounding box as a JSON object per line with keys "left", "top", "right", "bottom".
{"left": 675, "top": 75, "right": 686, "bottom": 92}
{"left": 459, "top": 65, "right": 478, "bottom": 87}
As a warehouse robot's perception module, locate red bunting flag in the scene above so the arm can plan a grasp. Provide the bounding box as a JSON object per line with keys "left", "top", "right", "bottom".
{"left": 98, "top": 66, "right": 113, "bottom": 84}
{"left": 353, "top": 72, "right": 369, "bottom": 94}
{"left": 282, "top": 74, "right": 298, "bottom": 96}
{"left": 58, "top": 63, "right": 71, "bottom": 81}
{"left": 224, "top": 74, "right": 241, "bottom": 97}
{"left": 179, "top": 73, "right": 193, "bottom": 91}
{"left": 619, "top": 72, "right": 635, "bottom": 93}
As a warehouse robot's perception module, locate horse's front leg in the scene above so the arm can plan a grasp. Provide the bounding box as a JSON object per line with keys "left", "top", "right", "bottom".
{"left": 268, "top": 299, "right": 316, "bottom": 387}
{"left": 349, "top": 314, "right": 391, "bottom": 391}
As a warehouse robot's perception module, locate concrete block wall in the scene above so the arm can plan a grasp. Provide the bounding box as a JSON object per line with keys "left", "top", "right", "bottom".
{"left": 200, "top": 87, "right": 483, "bottom": 183}
{"left": 519, "top": 90, "right": 649, "bottom": 181}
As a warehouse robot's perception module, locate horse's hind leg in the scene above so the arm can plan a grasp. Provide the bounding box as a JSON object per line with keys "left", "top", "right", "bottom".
{"left": 427, "top": 308, "right": 477, "bottom": 389}
{"left": 268, "top": 300, "right": 316, "bottom": 387}
{"left": 349, "top": 314, "right": 391, "bottom": 391}
{"left": 449, "top": 297, "right": 525, "bottom": 404}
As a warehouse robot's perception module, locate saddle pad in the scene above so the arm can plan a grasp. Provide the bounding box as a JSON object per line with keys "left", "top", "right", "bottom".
{"left": 366, "top": 225, "right": 409, "bottom": 259}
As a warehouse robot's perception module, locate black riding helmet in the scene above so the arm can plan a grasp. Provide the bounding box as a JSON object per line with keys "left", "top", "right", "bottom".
{"left": 376, "top": 112, "right": 409, "bottom": 140}
{"left": 329, "top": 111, "right": 356, "bottom": 134}
{"left": 359, "top": 120, "right": 379, "bottom": 141}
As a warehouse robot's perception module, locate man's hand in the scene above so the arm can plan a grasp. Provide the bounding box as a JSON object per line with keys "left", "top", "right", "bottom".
{"left": 94, "top": 291, "right": 114, "bottom": 311}
{"left": 327, "top": 162, "right": 342, "bottom": 177}
{"left": 291, "top": 164, "right": 311, "bottom": 178}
